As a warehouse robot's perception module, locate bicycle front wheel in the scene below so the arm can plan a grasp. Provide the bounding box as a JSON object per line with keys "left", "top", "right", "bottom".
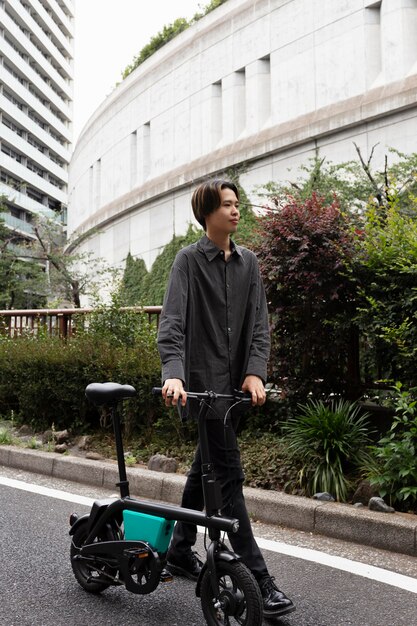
{"left": 200, "top": 560, "right": 263, "bottom": 626}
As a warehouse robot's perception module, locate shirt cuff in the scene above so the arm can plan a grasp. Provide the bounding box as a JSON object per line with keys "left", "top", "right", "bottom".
{"left": 162, "top": 360, "right": 185, "bottom": 385}
{"left": 245, "top": 357, "right": 267, "bottom": 384}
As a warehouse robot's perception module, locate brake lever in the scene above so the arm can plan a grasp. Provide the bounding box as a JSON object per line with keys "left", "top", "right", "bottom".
{"left": 233, "top": 390, "right": 252, "bottom": 402}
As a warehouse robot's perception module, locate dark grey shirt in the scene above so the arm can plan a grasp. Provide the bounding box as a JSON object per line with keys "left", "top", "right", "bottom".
{"left": 157, "top": 235, "right": 270, "bottom": 396}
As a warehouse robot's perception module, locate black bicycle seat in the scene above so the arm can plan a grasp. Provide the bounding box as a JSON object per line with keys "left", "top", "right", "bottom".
{"left": 85, "top": 382, "right": 137, "bottom": 406}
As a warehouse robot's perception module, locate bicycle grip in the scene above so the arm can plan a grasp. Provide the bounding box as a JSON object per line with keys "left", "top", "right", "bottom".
{"left": 152, "top": 387, "right": 163, "bottom": 396}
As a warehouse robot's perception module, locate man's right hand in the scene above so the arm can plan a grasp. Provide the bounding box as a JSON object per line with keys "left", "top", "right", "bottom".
{"left": 161, "top": 378, "right": 187, "bottom": 407}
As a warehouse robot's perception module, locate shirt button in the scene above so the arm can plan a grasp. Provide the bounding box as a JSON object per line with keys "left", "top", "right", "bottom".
{"left": 227, "top": 327, "right": 231, "bottom": 332}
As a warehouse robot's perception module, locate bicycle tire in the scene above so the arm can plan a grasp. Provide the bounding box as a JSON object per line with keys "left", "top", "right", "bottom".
{"left": 70, "top": 520, "right": 116, "bottom": 593}
{"left": 200, "top": 560, "right": 263, "bottom": 626}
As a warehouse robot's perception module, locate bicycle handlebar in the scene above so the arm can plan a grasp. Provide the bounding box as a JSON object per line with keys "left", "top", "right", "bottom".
{"left": 152, "top": 387, "right": 252, "bottom": 403}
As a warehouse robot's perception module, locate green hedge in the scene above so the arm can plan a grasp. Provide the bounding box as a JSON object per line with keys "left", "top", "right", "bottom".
{"left": 0, "top": 332, "right": 162, "bottom": 433}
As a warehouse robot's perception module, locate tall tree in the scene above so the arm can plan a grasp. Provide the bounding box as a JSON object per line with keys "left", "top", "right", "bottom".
{"left": 119, "top": 252, "right": 149, "bottom": 305}
{"left": 0, "top": 197, "right": 46, "bottom": 309}
{"left": 255, "top": 192, "right": 357, "bottom": 400}
{"left": 225, "top": 166, "right": 258, "bottom": 247}
{"left": 255, "top": 146, "right": 417, "bottom": 397}
{"left": 32, "top": 215, "right": 111, "bottom": 308}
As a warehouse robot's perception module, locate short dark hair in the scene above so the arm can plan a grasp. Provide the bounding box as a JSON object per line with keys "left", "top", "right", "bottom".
{"left": 191, "top": 179, "right": 239, "bottom": 230}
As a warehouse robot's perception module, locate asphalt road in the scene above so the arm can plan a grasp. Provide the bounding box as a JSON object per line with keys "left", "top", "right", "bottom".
{"left": 0, "top": 468, "right": 416, "bottom": 626}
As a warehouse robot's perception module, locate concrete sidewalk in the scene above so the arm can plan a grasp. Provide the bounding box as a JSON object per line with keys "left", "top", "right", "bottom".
{"left": 1, "top": 444, "right": 416, "bottom": 557}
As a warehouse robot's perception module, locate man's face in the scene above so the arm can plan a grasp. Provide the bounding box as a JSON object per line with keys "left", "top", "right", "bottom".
{"left": 205, "top": 187, "right": 240, "bottom": 237}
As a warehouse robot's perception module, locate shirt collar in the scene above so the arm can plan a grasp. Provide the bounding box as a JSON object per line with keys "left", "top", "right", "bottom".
{"left": 197, "top": 235, "right": 243, "bottom": 262}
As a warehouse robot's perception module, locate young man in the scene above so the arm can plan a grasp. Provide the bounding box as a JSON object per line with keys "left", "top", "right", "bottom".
{"left": 157, "top": 179, "right": 295, "bottom": 618}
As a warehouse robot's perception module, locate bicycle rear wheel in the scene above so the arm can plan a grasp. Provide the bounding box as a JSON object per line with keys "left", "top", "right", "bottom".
{"left": 70, "top": 520, "right": 117, "bottom": 593}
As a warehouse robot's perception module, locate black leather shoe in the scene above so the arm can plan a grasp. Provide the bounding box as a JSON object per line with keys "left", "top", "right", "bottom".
{"left": 166, "top": 551, "right": 203, "bottom": 581}
{"left": 259, "top": 576, "right": 296, "bottom": 617}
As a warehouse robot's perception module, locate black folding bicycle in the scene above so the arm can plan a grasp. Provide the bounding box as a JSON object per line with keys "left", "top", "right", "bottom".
{"left": 69, "top": 382, "right": 263, "bottom": 626}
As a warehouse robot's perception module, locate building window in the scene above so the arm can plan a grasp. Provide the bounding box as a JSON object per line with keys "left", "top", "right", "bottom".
{"left": 27, "top": 187, "right": 44, "bottom": 203}
{"left": 3, "top": 89, "right": 24, "bottom": 110}
{"left": 28, "top": 135, "right": 45, "bottom": 153}
{"left": 27, "top": 160, "right": 45, "bottom": 178}
{"left": 2, "top": 116, "right": 24, "bottom": 137}
{"left": 1, "top": 144, "right": 22, "bottom": 163}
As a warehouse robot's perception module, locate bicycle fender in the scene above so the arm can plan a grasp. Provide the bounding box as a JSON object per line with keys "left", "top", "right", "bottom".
{"left": 69, "top": 513, "right": 90, "bottom": 536}
{"left": 195, "top": 550, "right": 241, "bottom": 597}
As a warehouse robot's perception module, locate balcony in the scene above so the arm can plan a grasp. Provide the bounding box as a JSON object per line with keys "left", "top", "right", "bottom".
{"left": 1, "top": 124, "right": 68, "bottom": 185}
{"left": 0, "top": 38, "right": 72, "bottom": 126}
{"left": 7, "top": 0, "right": 72, "bottom": 60}
{"left": 7, "top": 242, "right": 35, "bottom": 259}
{"left": 0, "top": 93, "right": 71, "bottom": 159}
{"left": 1, "top": 6, "right": 72, "bottom": 96}
{"left": 0, "top": 181, "right": 56, "bottom": 219}
{"left": 2, "top": 212, "right": 36, "bottom": 237}
{"left": 0, "top": 153, "right": 67, "bottom": 204}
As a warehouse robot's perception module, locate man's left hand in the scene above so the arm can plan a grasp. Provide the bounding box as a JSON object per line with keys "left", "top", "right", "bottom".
{"left": 242, "top": 375, "right": 266, "bottom": 406}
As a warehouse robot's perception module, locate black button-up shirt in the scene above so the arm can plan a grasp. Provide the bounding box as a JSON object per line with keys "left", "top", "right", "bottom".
{"left": 157, "top": 235, "right": 270, "bottom": 397}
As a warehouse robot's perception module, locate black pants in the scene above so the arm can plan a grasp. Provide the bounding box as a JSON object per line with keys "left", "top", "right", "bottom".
{"left": 169, "top": 415, "right": 268, "bottom": 582}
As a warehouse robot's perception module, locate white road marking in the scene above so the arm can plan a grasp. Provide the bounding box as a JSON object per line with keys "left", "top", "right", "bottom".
{"left": 1, "top": 475, "right": 416, "bottom": 594}
{"left": 255, "top": 536, "right": 417, "bottom": 594}
{"left": 0, "top": 475, "right": 94, "bottom": 506}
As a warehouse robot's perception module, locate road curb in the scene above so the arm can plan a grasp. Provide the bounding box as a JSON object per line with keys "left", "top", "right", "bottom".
{"left": 1, "top": 445, "right": 416, "bottom": 557}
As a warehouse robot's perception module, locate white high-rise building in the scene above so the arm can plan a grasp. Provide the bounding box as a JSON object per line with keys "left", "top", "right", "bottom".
{"left": 0, "top": 0, "right": 74, "bottom": 253}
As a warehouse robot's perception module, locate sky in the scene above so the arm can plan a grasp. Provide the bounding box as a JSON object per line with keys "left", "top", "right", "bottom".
{"left": 73, "top": 0, "right": 205, "bottom": 142}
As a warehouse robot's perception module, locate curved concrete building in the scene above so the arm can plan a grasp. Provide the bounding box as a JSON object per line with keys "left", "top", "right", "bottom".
{"left": 68, "top": 0, "right": 417, "bottom": 273}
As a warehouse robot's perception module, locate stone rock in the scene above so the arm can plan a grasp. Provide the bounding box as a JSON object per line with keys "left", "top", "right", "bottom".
{"left": 42, "top": 429, "right": 54, "bottom": 444}
{"left": 148, "top": 454, "right": 178, "bottom": 474}
{"left": 353, "top": 502, "right": 365, "bottom": 508}
{"left": 18, "top": 435, "right": 33, "bottom": 443}
{"left": 86, "top": 452, "right": 103, "bottom": 461}
{"left": 55, "top": 443, "right": 68, "bottom": 453}
{"left": 352, "top": 480, "right": 379, "bottom": 506}
{"left": 312, "top": 492, "right": 335, "bottom": 502}
{"left": 368, "top": 496, "right": 395, "bottom": 513}
{"left": 54, "top": 429, "right": 69, "bottom": 444}
{"left": 18, "top": 425, "right": 33, "bottom": 436}
{"left": 76, "top": 435, "right": 91, "bottom": 450}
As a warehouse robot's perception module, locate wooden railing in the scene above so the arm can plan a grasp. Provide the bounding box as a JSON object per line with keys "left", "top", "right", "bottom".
{"left": 0, "top": 306, "right": 162, "bottom": 338}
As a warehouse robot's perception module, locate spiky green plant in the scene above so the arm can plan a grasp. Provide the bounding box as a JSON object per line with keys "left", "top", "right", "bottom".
{"left": 0, "top": 427, "right": 14, "bottom": 445}
{"left": 282, "top": 399, "right": 374, "bottom": 501}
